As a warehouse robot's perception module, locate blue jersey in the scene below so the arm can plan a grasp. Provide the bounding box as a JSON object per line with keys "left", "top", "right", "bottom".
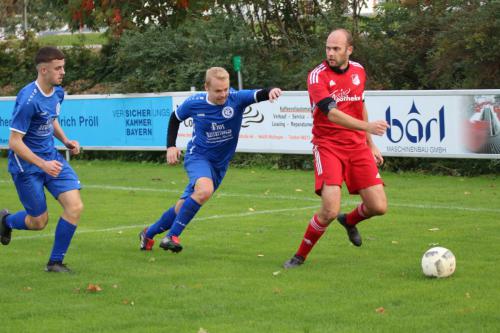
{"left": 176, "top": 89, "right": 258, "bottom": 168}
{"left": 8, "top": 81, "right": 65, "bottom": 173}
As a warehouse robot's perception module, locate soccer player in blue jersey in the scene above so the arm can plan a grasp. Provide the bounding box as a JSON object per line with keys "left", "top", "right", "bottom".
{"left": 139, "top": 67, "right": 282, "bottom": 252}
{"left": 0, "top": 47, "right": 83, "bottom": 273}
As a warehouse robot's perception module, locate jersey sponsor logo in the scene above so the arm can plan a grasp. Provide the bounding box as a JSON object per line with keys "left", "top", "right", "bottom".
{"left": 222, "top": 106, "right": 234, "bottom": 119}
{"left": 329, "top": 80, "right": 336, "bottom": 87}
{"left": 207, "top": 122, "right": 233, "bottom": 143}
{"left": 331, "top": 89, "right": 362, "bottom": 102}
{"left": 351, "top": 74, "right": 360, "bottom": 86}
{"left": 35, "top": 120, "right": 53, "bottom": 136}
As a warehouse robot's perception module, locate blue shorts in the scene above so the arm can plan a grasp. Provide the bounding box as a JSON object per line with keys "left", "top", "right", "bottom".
{"left": 10, "top": 151, "right": 81, "bottom": 216}
{"left": 180, "top": 154, "right": 228, "bottom": 199}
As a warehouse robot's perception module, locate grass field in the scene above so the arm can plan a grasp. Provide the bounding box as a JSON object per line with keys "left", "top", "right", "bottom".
{"left": 0, "top": 158, "right": 499, "bottom": 332}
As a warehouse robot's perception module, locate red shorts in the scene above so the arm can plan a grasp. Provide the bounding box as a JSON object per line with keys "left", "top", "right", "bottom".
{"left": 313, "top": 143, "right": 383, "bottom": 195}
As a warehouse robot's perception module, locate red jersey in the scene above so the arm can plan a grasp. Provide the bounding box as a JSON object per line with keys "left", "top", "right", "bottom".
{"left": 308, "top": 60, "right": 367, "bottom": 146}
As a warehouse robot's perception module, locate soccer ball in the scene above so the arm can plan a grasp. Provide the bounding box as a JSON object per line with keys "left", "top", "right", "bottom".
{"left": 421, "top": 247, "right": 456, "bottom": 278}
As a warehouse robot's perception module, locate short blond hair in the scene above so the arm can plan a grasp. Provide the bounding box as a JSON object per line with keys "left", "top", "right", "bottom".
{"left": 205, "top": 67, "right": 230, "bottom": 86}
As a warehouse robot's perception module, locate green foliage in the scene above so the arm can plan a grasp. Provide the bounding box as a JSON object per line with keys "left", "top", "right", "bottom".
{"left": 0, "top": 32, "right": 41, "bottom": 91}
{"left": 37, "top": 33, "right": 108, "bottom": 47}
{"left": 356, "top": 0, "right": 500, "bottom": 89}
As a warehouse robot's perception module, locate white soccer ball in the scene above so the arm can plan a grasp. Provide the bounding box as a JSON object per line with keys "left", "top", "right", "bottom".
{"left": 421, "top": 247, "right": 456, "bottom": 278}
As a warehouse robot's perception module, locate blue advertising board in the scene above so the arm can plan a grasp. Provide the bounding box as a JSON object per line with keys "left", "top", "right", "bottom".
{"left": 0, "top": 94, "right": 173, "bottom": 149}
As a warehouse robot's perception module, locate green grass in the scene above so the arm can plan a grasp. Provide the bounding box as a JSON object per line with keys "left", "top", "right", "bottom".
{"left": 0, "top": 158, "right": 499, "bottom": 332}
{"left": 37, "top": 33, "right": 107, "bottom": 46}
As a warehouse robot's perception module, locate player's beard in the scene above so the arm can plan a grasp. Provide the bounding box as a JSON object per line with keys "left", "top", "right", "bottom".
{"left": 52, "top": 76, "right": 64, "bottom": 86}
{"left": 328, "top": 57, "right": 347, "bottom": 68}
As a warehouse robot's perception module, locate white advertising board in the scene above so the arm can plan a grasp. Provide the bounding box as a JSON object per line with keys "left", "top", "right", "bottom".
{"left": 174, "top": 90, "right": 500, "bottom": 159}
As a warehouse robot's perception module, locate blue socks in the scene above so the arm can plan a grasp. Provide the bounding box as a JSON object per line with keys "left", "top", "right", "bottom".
{"left": 49, "top": 217, "right": 77, "bottom": 263}
{"left": 5, "top": 211, "right": 28, "bottom": 230}
{"left": 167, "top": 197, "right": 201, "bottom": 237}
{"left": 145, "top": 206, "right": 177, "bottom": 238}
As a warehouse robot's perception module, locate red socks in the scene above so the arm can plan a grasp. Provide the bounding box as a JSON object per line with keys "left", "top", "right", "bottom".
{"left": 296, "top": 215, "right": 328, "bottom": 259}
{"left": 346, "top": 203, "right": 368, "bottom": 226}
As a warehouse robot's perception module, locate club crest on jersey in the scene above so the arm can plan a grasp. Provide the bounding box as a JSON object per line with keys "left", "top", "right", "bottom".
{"left": 351, "top": 74, "right": 360, "bottom": 86}
{"left": 222, "top": 106, "right": 234, "bottom": 119}
{"left": 56, "top": 102, "right": 61, "bottom": 116}
{"left": 329, "top": 80, "right": 336, "bottom": 87}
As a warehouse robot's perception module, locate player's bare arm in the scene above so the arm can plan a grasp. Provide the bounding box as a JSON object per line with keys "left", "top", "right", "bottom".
{"left": 165, "top": 112, "right": 182, "bottom": 165}
{"left": 53, "top": 119, "right": 80, "bottom": 155}
{"left": 325, "top": 104, "right": 388, "bottom": 136}
{"left": 8, "top": 131, "right": 62, "bottom": 177}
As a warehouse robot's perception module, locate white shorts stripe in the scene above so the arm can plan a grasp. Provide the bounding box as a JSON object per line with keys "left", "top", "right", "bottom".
{"left": 14, "top": 154, "right": 24, "bottom": 173}
{"left": 313, "top": 145, "right": 323, "bottom": 176}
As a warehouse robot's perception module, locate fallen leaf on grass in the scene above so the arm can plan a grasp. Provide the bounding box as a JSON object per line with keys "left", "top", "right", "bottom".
{"left": 464, "top": 191, "right": 471, "bottom": 195}
{"left": 112, "top": 284, "right": 119, "bottom": 289}
{"left": 122, "top": 299, "right": 135, "bottom": 306}
{"left": 86, "top": 284, "right": 103, "bottom": 292}
{"left": 248, "top": 208, "right": 255, "bottom": 212}
{"left": 198, "top": 328, "right": 209, "bottom": 333}
{"left": 375, "top": 307, "right": 385, "bottom": 314}
{"left": 391, "top": 240, "right": 399, "bottom": 244}
{"left": 272, "top": 271, "right": 281, "bottom": 276}
{"left": 257, "top": 254, "right": 264, "bottom": 257}
{"left": 23, "top": 287, "right": 32, "bottom": 292}
{"left": 295, "top": 189, "right": 303, "bottom": 192}
{"left": 428, "top": 228, "right": 440, "bottom": 231}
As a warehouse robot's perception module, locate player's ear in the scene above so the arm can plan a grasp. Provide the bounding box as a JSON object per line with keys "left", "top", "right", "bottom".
{"left": 347, "top": 45, "right": 353, "bottom": 57}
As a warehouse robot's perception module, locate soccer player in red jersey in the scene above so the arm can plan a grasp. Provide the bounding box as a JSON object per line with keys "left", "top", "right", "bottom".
{"left": 284, "top": 29, "right": 390, "bottom": 268}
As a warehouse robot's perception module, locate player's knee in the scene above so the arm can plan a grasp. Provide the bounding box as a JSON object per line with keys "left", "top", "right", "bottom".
{"left": 66, "top": 201, "right": 84, "bottom": 219}
{"left": 366, "top": 202, "right": 387, "bottom": 216}
{"left": 319, "top": 208, "right": 339, "bottom": 223}
{"left": 193, "top": 188, "right": 213, "bottom": 204}
{"left": 29, "top": 214, "right": 49, "bottom": 230}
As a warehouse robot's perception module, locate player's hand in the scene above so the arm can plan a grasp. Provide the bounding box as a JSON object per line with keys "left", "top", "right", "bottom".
{"left": 371, "top": 145, "right": 384, "bottom": 166}
{"left": 166, "top": 147, "right": 181, "bottom": 165}
{"left": 367, "top": 120, "right": 389, "bottom": 136}
{"left": 65, "top": 140, "right": 81, "bottom": 155}
{"left": 42, "top": 160, "right": 63, "bottom": 177}
{"left": 268, "top": 88, "right": 282, "bottom": 102}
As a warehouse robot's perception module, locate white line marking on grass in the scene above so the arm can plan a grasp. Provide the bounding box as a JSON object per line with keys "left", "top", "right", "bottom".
{"left": 2, "top": 181, "right": 499, "bottom": 213}
{"left": 12, "top": 205, "right": 320, "bottom": 241}
{"left": 80, "top": 183, "right": 500, "bottom": 213}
